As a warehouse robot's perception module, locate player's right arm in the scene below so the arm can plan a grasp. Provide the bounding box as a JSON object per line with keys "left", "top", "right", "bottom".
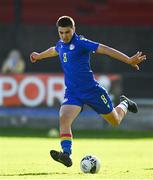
{"left": 30, "top": 47, "right": 58, "bottom": 63}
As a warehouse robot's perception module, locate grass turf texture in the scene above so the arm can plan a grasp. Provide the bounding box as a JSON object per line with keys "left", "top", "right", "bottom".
{"left": 0, "top": 127, "right": 153, "bottom": 180}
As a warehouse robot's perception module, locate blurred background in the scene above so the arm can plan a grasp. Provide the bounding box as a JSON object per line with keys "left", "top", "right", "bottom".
{"left": 0, "top": 0, "right": 153, "bottom": 132}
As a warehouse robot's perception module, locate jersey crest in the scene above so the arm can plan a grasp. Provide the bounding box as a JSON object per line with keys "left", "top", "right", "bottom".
{"left": 69, "top": 44, "right": 75, "bottom": 50}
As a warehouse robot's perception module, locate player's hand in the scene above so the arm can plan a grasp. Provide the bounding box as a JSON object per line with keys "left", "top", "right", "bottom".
{"left": 129, "top": 51, "right": 146, "bottom": 70}
{"left": 30, "top": 52, "right": 40, "bottom": 63}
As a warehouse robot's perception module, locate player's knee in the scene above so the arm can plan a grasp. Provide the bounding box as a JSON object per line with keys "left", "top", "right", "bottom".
{"left": 102, "top": 116, "right": 120, "bottom": 126}
{"left": 109, "top": 115, "right": 121, "bottom": 126}
{"left": 60, "top": 113, "right": 71, "bottom": 125}
{"left": 60, "top": 114, "right": 68, "bottom": 123}
{"left": 102, "top": 112, "right": 120, "bottom": 126}
{"left": 110, "top": 119, "right": 120, "bottom": 126}
{"left": 60, "top": 112, "right": 70, "bottom": 120}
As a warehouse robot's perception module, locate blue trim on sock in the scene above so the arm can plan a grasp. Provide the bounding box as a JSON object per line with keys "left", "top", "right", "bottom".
{"left": 61, "top": 140, "right": 72, "bottom": 155}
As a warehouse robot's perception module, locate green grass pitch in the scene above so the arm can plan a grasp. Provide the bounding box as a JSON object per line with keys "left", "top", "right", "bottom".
{"left": 0, "top": 128, "right": 153, "bottom": 180}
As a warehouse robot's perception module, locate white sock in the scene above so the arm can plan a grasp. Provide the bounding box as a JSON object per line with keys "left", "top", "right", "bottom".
{"left": 117, "top": 100, "right": 128, "bottom": 114}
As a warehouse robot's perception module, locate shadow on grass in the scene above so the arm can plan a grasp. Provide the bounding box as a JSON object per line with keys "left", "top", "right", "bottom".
{"left": 0, "top": 127, "right": 153, "bottom": 139}
{"left": 144, "top": 168, "right": 153, "bottom": 170}
{"left": 0, "top": 172, "right": 83, "bottom": 176}
{"left": 0, "top": 172, "right": 68, "bottom": 176}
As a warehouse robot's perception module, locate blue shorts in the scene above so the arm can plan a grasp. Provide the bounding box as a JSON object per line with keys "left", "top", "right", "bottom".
{"left": 62, "top": 85, "right": 113, "bottom": 114}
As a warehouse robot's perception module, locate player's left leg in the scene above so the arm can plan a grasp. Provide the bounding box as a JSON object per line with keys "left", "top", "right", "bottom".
{"left": 101, "top": 95, "right": 138, "bottom": 126}
{"left": 85, "top": 85, "right": 138, "bottom": 126}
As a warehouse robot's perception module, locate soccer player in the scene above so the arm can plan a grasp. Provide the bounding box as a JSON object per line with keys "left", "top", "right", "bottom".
{"left": 30, "top": 16, "right": 146, "bottom": 167}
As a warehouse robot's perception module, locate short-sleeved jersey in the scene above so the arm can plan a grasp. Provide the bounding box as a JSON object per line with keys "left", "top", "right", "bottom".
{"left": 55, "top": 33, "right": 99, "bottom": 92}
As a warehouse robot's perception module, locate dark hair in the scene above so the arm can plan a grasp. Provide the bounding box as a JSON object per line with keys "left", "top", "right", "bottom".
{"left": 56, "top": 16, "right": 75, "bottom": 28}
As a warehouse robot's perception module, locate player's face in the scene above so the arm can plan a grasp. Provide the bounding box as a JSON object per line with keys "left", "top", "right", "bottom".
{"left": 58, "top": 26, "right": 75, "bottom": 43}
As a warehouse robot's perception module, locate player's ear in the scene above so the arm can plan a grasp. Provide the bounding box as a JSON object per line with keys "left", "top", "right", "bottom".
{"left": 73, "top": 26, "right": 76, "bottom": 32}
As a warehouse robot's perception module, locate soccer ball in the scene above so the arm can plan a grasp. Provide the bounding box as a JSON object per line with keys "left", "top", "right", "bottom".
{"left": 80, "top": 155, "right": 101, "bottom": 174}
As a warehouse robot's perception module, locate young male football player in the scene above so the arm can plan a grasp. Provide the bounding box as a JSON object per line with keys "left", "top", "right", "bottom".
{"left": 30, "top": 16, "right": 146, "bottom": 167}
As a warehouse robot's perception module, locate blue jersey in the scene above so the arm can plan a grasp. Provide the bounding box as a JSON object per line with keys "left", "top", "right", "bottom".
{"left": 55, "top": 33, "right": 99, "bottom": 92}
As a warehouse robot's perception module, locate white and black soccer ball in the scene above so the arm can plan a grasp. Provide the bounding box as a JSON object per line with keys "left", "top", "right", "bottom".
{"left": 80, "top": 155, "right": 101, "bottom": 174}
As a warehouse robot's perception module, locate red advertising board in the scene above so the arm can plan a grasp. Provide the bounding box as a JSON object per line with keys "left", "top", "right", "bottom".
{"left": 0, "top": 74, "right": 121, "bottom": 107}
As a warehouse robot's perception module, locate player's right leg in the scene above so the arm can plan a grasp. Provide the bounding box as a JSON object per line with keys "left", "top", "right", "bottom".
{"left": 50, "top": 89, "right": 83, "bottom": 167}
{"left": 50, "top": 105, "right": 81, "bottom": 167}
{"left": 101, "top": 95, "right": 138, "bottom": 126}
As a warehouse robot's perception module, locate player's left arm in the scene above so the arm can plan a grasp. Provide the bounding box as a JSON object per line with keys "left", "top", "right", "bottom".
{"left": 96, "top": 44, "right": 146, "bottom": 70}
